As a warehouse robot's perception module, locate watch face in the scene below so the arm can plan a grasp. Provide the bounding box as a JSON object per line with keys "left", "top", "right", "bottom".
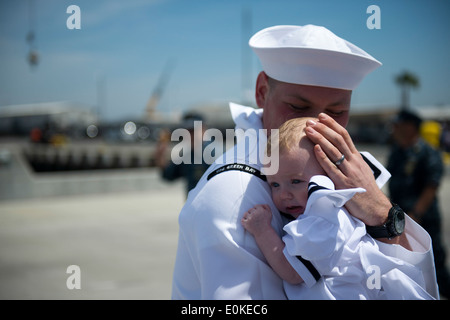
{"left": 394, "top": 209, "right": 405, "bottom": 234}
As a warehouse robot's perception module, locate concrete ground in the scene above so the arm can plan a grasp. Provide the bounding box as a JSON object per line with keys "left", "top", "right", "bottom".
{"left": 0, "top": 141, "right": 185, "bottom": 299}
{"left": 0, "top": 180, "right": 185, "bottom": 299}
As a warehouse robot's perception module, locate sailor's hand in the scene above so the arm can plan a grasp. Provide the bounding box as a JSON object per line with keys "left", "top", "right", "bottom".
{"left": 241, "top": 204, "right": 273, "bottom": 236}
{"left": 305, "top": 113, "right": 390, "bottom": 226}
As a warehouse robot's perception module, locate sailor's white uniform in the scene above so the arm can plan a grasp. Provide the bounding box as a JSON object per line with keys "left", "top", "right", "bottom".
{"left": 171, "top": 104, "right": 439, "bottom": 300}
{"left": 283, "top": 174, "right": 437, "bottom": 300}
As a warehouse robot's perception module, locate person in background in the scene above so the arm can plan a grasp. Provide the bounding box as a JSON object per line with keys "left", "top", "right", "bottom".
{"left": 154, "top": 113, "right": 210, "bottom": 196}
{"left": 387, "top": 109, "right": 450, "bottom": 298}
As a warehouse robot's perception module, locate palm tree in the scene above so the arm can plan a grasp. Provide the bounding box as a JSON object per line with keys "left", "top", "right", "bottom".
{"left": 395, "top": 71, "right": 420, "bottom": 110}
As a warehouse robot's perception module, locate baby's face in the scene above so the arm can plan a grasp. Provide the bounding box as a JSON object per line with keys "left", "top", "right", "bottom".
{"left": 267, "top": 146, "right": 325, "bottom": 219}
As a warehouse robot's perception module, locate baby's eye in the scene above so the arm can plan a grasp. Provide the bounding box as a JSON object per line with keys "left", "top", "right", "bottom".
{"left": 291, "top": 179, "right": 302, "bottom": 184}
{"left": 270, "top": 182, "right": 280, "bottom": 188}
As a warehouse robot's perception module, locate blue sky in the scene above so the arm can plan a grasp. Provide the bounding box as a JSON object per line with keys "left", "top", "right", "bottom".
{"left": 0, "top": 0, "right": 449, "bottom": 121}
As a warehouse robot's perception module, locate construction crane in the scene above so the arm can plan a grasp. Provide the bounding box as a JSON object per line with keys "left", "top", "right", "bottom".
{"left": 144, "top": 59, "right": 175, "bottom": 121}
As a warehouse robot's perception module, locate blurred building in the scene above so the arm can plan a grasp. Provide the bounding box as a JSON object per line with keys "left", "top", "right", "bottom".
{"left": 348, "top": 105, "right": 450, "bottom": 144}
{"left": 0, "top": 101, "right": 97, "bottom": 138}
{"left": 187, "top": 101, "right": 237, "bottom": 132}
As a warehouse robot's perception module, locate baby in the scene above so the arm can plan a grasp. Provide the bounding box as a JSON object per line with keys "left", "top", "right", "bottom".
{"left": 241, "top": 118, "right": 434, "bottom": 300}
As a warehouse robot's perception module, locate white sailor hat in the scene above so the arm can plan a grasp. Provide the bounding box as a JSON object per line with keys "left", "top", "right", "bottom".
{"left": 249, "top": 25, "right": 382, "bottom": 90}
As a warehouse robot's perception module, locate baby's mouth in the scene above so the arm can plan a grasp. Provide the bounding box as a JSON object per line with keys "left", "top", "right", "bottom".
{"left": 285, "top": 206, "right": 303, "bottom": 216}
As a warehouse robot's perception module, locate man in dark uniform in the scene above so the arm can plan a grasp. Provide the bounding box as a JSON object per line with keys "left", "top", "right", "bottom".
{"left": 387, "top": 109, "right": 450, "bottom": 298}
{"left": 155, "top": 113, "right": 210, "bottom": 196}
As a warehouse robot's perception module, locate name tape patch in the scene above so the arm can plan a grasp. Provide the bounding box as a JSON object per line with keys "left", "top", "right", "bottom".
{"left": 207, "top": 163, "right": 267, "bottom": 181}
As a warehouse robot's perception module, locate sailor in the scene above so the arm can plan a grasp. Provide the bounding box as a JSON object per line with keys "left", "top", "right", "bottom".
{"left": 387, "top": 110, "right": 450, "bottom": 298}
{"left": 171, "top": 25, "right": 438, "bottom": 299}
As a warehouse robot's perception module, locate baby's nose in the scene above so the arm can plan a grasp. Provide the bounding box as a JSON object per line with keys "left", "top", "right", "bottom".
{"left": 280, "top": 188, "right": 293, "bottom": 200}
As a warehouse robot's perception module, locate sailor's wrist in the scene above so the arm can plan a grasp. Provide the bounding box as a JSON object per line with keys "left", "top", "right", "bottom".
{"left": 364, "top": 197, "right": 392, "bottom": 227}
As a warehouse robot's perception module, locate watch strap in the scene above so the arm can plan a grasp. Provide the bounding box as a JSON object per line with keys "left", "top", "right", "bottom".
{"left": 366, "top": 224, "right": 391, "bottom": 239}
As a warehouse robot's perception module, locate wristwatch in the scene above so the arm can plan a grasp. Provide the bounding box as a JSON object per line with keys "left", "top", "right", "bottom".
{"left": 366, "top": 203, "right": 405, "bottom": 239}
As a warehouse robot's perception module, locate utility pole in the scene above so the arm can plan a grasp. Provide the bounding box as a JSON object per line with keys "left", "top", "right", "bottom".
{"left": 241, "top": 6, "right": 253, "bottom": 105}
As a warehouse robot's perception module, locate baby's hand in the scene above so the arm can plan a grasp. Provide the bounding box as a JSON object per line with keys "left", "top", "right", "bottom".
{"left": 241, "top": 204, "right": 272, "bottom": 237}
